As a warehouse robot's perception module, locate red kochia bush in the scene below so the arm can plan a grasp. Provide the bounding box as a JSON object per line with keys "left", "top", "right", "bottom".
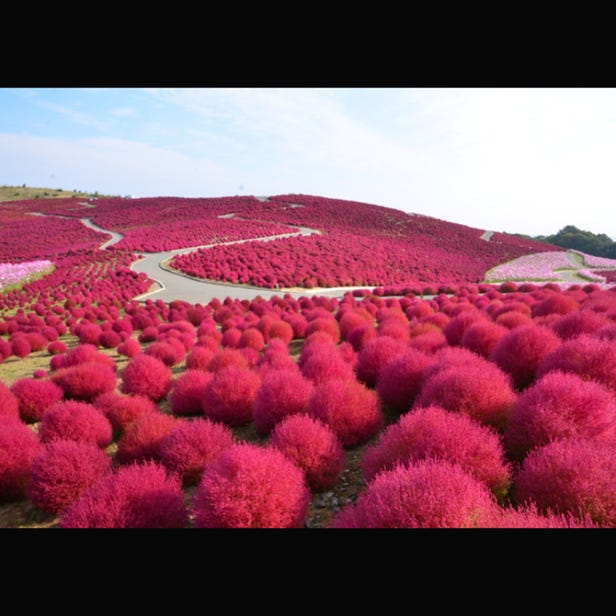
{"left": 62, "top": 344, "right": 116, "bottom": 371}
{"left": 253, "top": 369, "right": 314, "bottom": 435}
{"left": 202, "top": 366, "right": 261, "bottom": 426}
{"left": 0, "top": 417, "right": 42, "bottom": 501}
{"left": 160, "top": 418, "right": 235, "bottom": 485}
{"left": 192, "top": 443, "right": 310, "bottom": 528}
{"left": 504, "top": 371, "right": 616, "bottom": 460}
{"left": 207, "top": 348, "right": 249, "bottom": 373}
{"left": 28, "top": 440, "right": 112, "bottom": 515}
{"left": 60, "top": 461, "right": 188, "bottom": 528}
{"left": 376, "top": 349, "right": 432, "bottom": 414}
{"left": 115, "top": 412, "right": 177, "bottom": 464}
{"left": 185, "top": 346, "right": 215, "bottom": 372}
{"left": 39, "top": 400, "right": 113, "bottom": 448}
{"left": 117, "top": 338, "right": 141, "bottom": 358}
{"left": 0, "top": 381, "right": 20, "bottom": 420}
{"left": 415, "top": 363, "right": 515, "bottom": 431}
{"left": 514, "top": 438, "right": 616, "bottom": 527}
{"left": 51, "top": 361, "right": 117, "bottom": 401}
{"left": 269, "top": 414, "right": 345, "bottom": 492}
{"left": 330, "top": 460, "right": 498, "bottom": 528}
{"left": 361, "top": 405, "right": 512, "bottom": 499}
{"left": 169, "top": 370, "right": 213, "bottom": 416}
{"left": 308, "top": 378, "right": 383, "bottom": 447}
{"left": 460, "top": 321, "right": 508, "bottom": 358}
{"left": 10, "top": 378, "right": 64, "bottom": 423}
{"left": 121, "top": 354, "right": 173, "bottom": 401}
{"left": 536, "top": 335, "right": 616, "bottom": 393}
{"left": 493, "top": 503, "right": 597, "bottom": 528}
{"left": 93, "top": 391, "right": 158, "bottom": 435}
{"left": 299, "top": 343, "right": 355, "bottom": 386}
{"left": 550, "top": 310, "right": 610, "bottom": 340}
{"left": 355, "top": 336, "right": 407, "bottom": 387}
{"left": 490, "top": 324, "right": 562, "bottom": 390}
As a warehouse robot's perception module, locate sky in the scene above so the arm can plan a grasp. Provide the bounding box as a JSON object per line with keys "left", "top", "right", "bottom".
{"left": 1, "top": 87, "right": 615, "bottom": 239}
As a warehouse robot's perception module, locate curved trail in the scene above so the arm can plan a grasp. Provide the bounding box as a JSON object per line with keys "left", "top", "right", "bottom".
{"left": 63, "top": 205, "right": 368, "bottom": 303}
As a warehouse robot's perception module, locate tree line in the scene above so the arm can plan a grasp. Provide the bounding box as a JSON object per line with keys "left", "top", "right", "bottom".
{"left": 512, "top": 225, "right": 616, "bottom": 259}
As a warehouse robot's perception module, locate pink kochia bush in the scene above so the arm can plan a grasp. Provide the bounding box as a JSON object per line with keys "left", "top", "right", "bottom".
{"left": 10, "top": 378, "right": 64, "bottom": 423}
{"left": 490, "top": 325, "right": 562, "bottom": 390}
{"left": 28, "top": 440, "right": 112, "bottom": 515}
{"left": 169, "top": 370, "right": 213, "bottom": 416}
{"left": 514, "top": 438, "right": 616, "bottom": 527}
{"left": 192, "top": 443, "right": 311, "bottom": 528}
{"left": 361, "top": 405, "right": 512, "bottom": 499}
{"left": 376, "top": 349, "right": 432, "bottom": 414}
{"left": 160, "top": 418, "right": 235, "bottom": 485}
{"left": 355, "top": 336, "right": 407, "bottom": 388}
{"left": 252, "top": 369, "right": 314, "bottom": 435}
{"left": 39, "top": 400, "right": 113, "bottom": 448}
{"left": 202, "top": 366, "right": 261, "bottom": 426}
{"left": 50, "top": 361, "right": 117, "bottom": 401}
{"left": 0, "top": 417, "right": 42, "bottom": 501}
{"left": 269, "top": 414, "right": 345, "bottom": 491}
{"left": 60, "top": 461, "right": 188, "bottom": 528}
{"left": 299, "top": 342, "right": 355, "bottom": 385}
{"left": 330, "top": 459, "right": 498, "bottom": 528}
{"left": 536, "top": 335, "right": 616, "bottom": 393}
{"left": 121, "top": 354, "right": 173, "bottom": 401}
{"left": 308, "top": 378, "right": 383, "bottom": 447}
{"left": 0, "top": 381, "right": 20, "bottom": 420}
{"left": 93, "top": 391, "right": 158, "bottom": 435}
{"left": 415, "top": 363, "right": 516, "bottom": 431}
{"left": 504, "top": 371, "right": 616, "bottom": 461}
{"left": 115, "top": 412, "right": 177, "bottom": 464}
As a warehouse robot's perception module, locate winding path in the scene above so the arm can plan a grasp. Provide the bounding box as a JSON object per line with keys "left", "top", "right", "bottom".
{"left": 61, "top": 205, "right": 367, "bottom": 303}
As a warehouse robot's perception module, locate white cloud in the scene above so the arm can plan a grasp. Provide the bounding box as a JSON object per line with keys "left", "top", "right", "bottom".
{"left": 0, "top": 133, "right": 240, "bottom": 197}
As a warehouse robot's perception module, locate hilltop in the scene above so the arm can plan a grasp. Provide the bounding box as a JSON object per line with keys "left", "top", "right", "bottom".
{"left": 0, "top": 185, "right": 118, "bottom": 202}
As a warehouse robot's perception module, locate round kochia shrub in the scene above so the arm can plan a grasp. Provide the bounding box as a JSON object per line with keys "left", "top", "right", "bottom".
{"left": 0, "top": 417, "right": 42, "bottom": 501}
{"left": 490, "top": 324, "right": 562, "bottom": 390}
{"left": 253, "top": 369, "right": 314, "bottom": 435}
{"left": 330, "top": 459, "right": 498, "bottom": 528}
{"left": 299, "top": 343, "right": 355, "bottom": 385}
{"left": 355, "top": 336, "right": 407, "bottom": 387}
{"left": 160, "top": 418, "right": 235, "bottom": 485}
{"left": 270, "top": 414, "right": 345, "bottom": 492}
{"left": 308, "top": 378, "right": 383, "bottom": 447}
{"left": 169, "top": 370, "right": 213, "bottom": 416}
{"left": 39, "top": 400, "right": 113, "bottom": 448}
{"left": 203, "top": 366, "right": 261, "bottom": 426}
{"left": 28, "top": 440, "right": 112, "bottom": 515}
{"left": 10, "top": 378, "right": 64, "bottom": 423}
{"left": 60, "top": 461, "right": 188, "bottom": 528}
{"left": 504, "top": 371, "right": 616, "bottom": 460}
{"left": 121, "top": 354, "right": 173, "bottom": 401}
{"left": 50, "top": 361, "right": 117, "bottom": 402}
{"left": 376, "top": 349, "right": 431, "bottom": 414}
{"left": 93, "top": 391, "right": 158, "bottom": 435}
{"left": 514, "top": 438, "right": 616, "bottom": 527}
{"left": 115, "top": 412, "right": 177, "bottom": 464}
{"left": 0, "top": 381, "right": 20, "bottom": 420}
{"left": 362, "top": 405, "right": 512, "bottom": 499}
{"left": 460, "top": 321, "right": 508, "bottom": 358}
{"left": 536, "top": 335, "right": 616, "bottom": 393}
{"left": 192, "top": 443, "right": 310, "bottom": 528}
{"left": 415, "top": 363, "right": 516, "bottom": 431}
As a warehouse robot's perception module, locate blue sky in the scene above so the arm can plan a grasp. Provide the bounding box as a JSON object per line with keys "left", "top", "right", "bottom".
{"left": 1, "top": 87, "right": 615, "bottom": 238}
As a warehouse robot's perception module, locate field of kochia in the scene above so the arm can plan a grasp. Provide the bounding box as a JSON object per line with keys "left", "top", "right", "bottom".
{"left": 2, "top": 193, "right": 616, "bottom": 528}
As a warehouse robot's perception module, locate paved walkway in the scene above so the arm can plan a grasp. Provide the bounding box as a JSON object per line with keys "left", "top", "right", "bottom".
{"left": 68, "top": 204, "right": 367, "bottom": 303}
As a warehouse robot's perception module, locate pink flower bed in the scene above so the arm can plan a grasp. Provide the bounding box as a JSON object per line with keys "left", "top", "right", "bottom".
{"left": 485, "top": 252, "right": 574, "bottom": 282}
{"left": 0, "top": 260, "right": 53, "bottom": 291}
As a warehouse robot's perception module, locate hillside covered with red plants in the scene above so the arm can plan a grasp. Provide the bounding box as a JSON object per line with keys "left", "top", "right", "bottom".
{"left": 2, "top": 192, "right": 616, "bottom": 529}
